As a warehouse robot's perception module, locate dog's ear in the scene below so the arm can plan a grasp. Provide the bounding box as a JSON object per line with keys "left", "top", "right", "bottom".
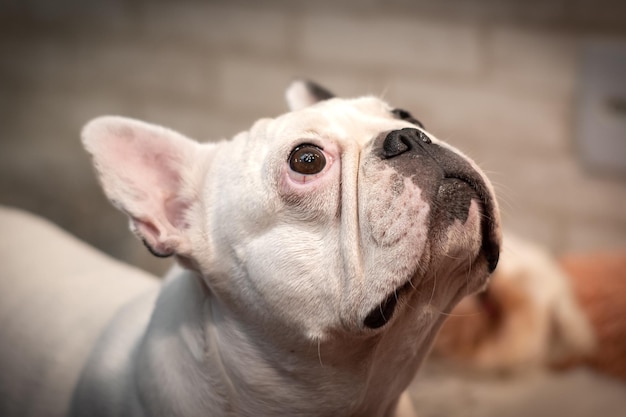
{"left": 285, "top": 80, "right": 335, "bottom": 111}
{"left": 82, "top": 116, "right": 211, "bottom": 258}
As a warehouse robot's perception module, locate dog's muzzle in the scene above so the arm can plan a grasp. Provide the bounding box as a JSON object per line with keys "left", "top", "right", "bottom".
{"left": 379, "top": 127, "right": 499, "bottom": 271}
{"left": 363, "top": 128, "right": 501, "bottom": 329}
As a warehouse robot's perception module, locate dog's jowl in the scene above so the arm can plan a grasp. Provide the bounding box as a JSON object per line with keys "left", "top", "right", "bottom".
{"left": 0, "top": 81, "right": 501, "bottom": 417}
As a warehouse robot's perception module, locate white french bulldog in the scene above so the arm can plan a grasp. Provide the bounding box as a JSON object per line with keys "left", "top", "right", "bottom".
{"left": 0, "top": 81, "right": 500, "bottom": 417}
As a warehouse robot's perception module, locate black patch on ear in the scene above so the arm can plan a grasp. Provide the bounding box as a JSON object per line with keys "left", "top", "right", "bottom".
{"left": 305, "top": 80, "right": 335, "bottom": 102}
{"left": 392, "top": 108, "right": 425, "bottom": 129}
{"left": 142, "top": 239, "right": 174, "bottom": 258}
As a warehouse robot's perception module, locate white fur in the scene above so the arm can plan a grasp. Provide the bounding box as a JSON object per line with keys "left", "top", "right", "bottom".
{"left": 0, "top": 83, "right": 500, "bottom": 417}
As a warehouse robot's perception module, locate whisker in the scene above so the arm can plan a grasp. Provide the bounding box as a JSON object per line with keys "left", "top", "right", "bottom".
{"left": 428, "top": 271, "right": 437, "bottom": 305}
{"left": 435, "top": 310, "right": 482, "bottom": 318}
{"left": 475, "top": 210, "right": 495, "bottom": 223}
{"left": 407, "top": 277, "right": 417, "bottom": 290}
{"left": 442, "top": 252, "right": 464, "bottom": 261}
{"left": 317, "top": 338, "right": 324, "bottom": 367}
{"left": 466, "top": 252, "right": 473, "bottom": 297}
{"left": 378, "top": 85, "right": 389, "bottom": 101}
{"left": 490, "top": 181, "right": 515, "bottom": 194}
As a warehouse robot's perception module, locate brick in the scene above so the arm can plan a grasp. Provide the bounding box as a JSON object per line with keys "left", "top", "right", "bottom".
{"left": 386, "top": 78, "right": 569, "bottom": 155}
{"left": 563, "top": 219, "right": 626, "bottom": 252}
{"left": 385, "top": 0, "right": 567, "bottom": 23}
{"left": 139, "top": 3, "right": 290, "bottom": 56}
{"left": 0, "top": 140, "right": 109, "bottom": 245}
{"left": 492, "top": 155, "right": 626, "bottom": 225}
{"left": 133, "top": 100, "right": 249, "bottom": 144}
{"left": 217, "top": 57, "right": 298, "bottom": 115}
{"left": 572, "top": 0, "right": 626, "bottom": 28}
{"left": 0, "top": 91, "right": 135, "bottom": 148}
{"left": 487, "top": 26, "right": 578, "bottom": 97}
{"left": 0, "top": 35, "right": 65, "bottom": 92}
{"left": 275, "top": 0, "right": 381, "bottom": 12}
{"left": 287, "top": 66, "right": 382, "bottom": 101}
{"left": 217, "top": 57, "right": 388, "bottom": 116}
{"left": 299, "top": 13, "right": 481, "bottom": 76}
{"left": 78, "top": 41, "right": 218, "bottom": 101}
{"left": 0, "top": 0, "right": 133, "bottom": 26}
{"left": 501, "top": 212, "right": 562, "bottom": 252}
{"left": 0, "top": 34, "right": 219, "bottom": 102}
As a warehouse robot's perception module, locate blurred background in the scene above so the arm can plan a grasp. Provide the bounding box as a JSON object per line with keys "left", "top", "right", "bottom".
{"left": 1, "top": 0, "right": 625, "bottom": 276}
{"left": 1, "top": 1, "right": 625, "bottom": 415}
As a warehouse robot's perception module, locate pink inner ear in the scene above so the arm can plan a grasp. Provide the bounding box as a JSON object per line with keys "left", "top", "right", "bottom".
{"left": 84, "top": 116, "right": 199, "bottom": 257}
{"left": 106, "top": 131, "right": 184, "bottom": 195}
{"left": 134, "top": 218, "right": 175, "bottom": 257}
{"left": 165, "top": 197, "right": 192, "bottom": 229}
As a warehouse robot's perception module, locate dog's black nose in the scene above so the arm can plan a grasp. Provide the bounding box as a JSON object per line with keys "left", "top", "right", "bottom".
{"left": 382, "top": 128, "right": 431, "bottom": 159}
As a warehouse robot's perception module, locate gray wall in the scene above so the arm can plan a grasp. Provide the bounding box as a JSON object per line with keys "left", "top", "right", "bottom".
{"left": 1, "top": 0, "right": 625, "bottom": 275}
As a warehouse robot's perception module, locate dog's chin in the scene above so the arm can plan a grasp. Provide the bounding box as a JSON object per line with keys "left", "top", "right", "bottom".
{"left": 362, "top": 193, "right": 494, "bottom": 331}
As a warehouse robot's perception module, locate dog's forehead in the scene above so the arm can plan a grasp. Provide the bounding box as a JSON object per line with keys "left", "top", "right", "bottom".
{"left": 272, "top": 96, "right": 399, "bottom": 144}
{"left": 302, "top": 96, "right": 394, "bottom": 125}
{"left": 329, "top": 95, "right": 392, "bottom": 114}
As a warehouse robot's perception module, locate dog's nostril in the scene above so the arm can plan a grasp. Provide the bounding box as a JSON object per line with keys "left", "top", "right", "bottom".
{"left": 382, "top": 128, "right": 430, "bottom": 158}
{"left": 382, "top": 133, "right": 410, "bottom": 158}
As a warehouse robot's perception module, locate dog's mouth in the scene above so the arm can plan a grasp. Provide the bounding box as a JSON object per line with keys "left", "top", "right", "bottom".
{"left": 377, "top": 128, "right": 500, "bottom": 272}
{"left": 362, "top": 181, "right": 499, "bottom": 330}
{"left": 362, "top": 177, "right": 499, "bottom": 330}
{"left": 442, "top": 173, "right": 500, "bottom": 275}
{"left": 361, "top": 128, "right": 501, "bottom": 330}
{"left": 363, "top": 279, "right": 415, "bottom": 329}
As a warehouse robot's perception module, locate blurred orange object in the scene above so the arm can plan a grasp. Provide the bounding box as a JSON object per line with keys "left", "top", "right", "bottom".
{"left": 432, "top": 236, "right": 626, "bottom": 381}
{"left": 560, "top": 251, "right": 626, "bottom": 380}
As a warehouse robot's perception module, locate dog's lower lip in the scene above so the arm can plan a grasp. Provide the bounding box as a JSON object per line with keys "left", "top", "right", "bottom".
{"left": 444, "top": 173, "right": 500, "bottom": 273}
{"left": 363, "top": 280, "right": 413, "bottom": 329}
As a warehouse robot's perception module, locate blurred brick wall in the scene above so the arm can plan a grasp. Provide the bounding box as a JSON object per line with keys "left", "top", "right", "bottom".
{"left": 1, "top": 0, "right": 625, "bottom": 275}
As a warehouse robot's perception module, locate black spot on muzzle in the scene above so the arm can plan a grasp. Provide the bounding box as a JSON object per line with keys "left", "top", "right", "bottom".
{"left": 377, "top": 128, "right": 500, "bottom": 273}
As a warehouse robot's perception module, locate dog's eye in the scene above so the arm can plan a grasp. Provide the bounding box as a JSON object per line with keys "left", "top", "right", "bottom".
{"left": 289, "top": 144, "right": 326, "bottom": 175}
{"left": 391, "top": 108, "right": 425, "bottom": 129}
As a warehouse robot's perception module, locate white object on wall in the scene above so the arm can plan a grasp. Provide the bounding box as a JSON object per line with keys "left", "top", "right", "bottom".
{"left": 577, "top": 39, "right": 626, "bottom": 177}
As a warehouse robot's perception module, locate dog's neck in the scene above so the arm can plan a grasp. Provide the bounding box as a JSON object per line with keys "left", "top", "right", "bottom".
{"left": 134, "top": 269, "right": 439, "bottom": 417}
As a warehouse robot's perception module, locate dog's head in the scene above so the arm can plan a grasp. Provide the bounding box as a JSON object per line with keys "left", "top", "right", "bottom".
{"left": 82, "top": 81, "right": 500, "bottom": 343}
